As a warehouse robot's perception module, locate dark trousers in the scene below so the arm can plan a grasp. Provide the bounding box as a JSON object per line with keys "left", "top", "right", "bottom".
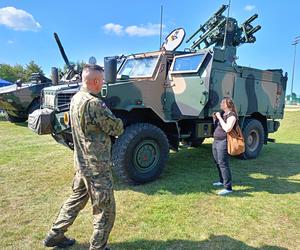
{"left": 212, "top": 138, "right": 232, "bottom": 190}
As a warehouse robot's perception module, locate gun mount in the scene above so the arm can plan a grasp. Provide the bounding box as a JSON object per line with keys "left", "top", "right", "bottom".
{"left": 186, "top": 5, "right": 261, "bottom": 50}
{"left": 53, "top": 33, "right": 81, "bottom": 82}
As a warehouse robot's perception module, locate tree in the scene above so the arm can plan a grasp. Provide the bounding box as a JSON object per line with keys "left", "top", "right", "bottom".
{"left": 24, "top": 60, "right": 44, "bottom": 81}
{"left": 0, "top": 64, "right": 25, "bottom": 82}
{"left": 0, "top": 61, "right": 44, "bottom": 83}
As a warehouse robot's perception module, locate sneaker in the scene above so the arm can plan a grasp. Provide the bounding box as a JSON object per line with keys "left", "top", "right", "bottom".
{"left": 43, "top": 233, "right": 75, "bottom": 248}
{"left": 213, "top": 181, "right": 223, "bottom": 186}
{"left": 217, "top": 189, "right": 233, "bottom": 196}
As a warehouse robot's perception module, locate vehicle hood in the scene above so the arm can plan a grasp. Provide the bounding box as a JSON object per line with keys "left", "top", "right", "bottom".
{"left": 43, "top": 82, "right": 81, "bottom": 94}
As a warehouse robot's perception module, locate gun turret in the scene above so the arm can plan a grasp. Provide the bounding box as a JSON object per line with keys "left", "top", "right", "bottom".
{"left": 186, "top": 5, "right": 261, "bottom": 50}
{"left": 53, "top": 32, "right": 80, "bottom": 82}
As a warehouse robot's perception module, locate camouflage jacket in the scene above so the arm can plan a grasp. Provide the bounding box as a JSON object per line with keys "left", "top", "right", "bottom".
{"left": 70, "top": 86, "right": 124, "bottom": 176}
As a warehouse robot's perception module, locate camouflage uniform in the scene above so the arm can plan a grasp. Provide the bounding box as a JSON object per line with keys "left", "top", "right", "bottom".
{"left": 49, "top": 86, "right": 123, "bottom": 250}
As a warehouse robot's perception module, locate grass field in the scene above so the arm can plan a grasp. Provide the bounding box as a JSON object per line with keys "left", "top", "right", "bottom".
{"left": 0, "top": 111, "right": 299, "bottom": 250}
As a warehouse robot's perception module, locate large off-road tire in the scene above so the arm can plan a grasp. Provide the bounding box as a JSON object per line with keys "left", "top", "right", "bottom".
{"left": 241, "top": 118, "right": 265, "bottom": 159}
{"left": 112, "top": 123, "right": 169, "bottom": 184}
{"left": 4, "top": 112, "right": 27, "bottom": 123}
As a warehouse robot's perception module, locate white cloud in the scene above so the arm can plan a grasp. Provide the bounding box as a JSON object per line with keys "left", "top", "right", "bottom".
{"left": 103, "top": 23, "right": 123, "bottom": 35}
{"left": 0, "top": 6, "right": 41, "bottom": 31}
{"left": 103, "top": 22, "right": 165, "bottom": 37}
{"left": 125, "top": 23, "right": 165, "bottom": 37}
{"left": 244, "top": 5, "right": 256, "bottom": 11}
{"left": 7, "top": 40, "right": 14, "bottom": 44}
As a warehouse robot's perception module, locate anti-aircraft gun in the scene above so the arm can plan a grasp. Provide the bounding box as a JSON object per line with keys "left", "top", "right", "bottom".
{"left": 186, "top": 4, "right": 261, "bottom": 49}
{"left": 52, "top": 32, "right": 82, "bottom": 84}
{"left": 30, "top": 6, "right": 287, "bottom": 185}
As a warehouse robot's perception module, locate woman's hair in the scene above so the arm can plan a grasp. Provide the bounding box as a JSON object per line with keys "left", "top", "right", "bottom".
{"left": 222, "top": 96, "right": 238, "bottom": 116}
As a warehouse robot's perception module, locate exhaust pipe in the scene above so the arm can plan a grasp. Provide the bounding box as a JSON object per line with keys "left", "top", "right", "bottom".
{"left": 51, "top": 67, "right": 59, "bottom": 85}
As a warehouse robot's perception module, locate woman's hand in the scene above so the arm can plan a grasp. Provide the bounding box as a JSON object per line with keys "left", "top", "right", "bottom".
{"left": 215, "top": 112, "right": 222, "bottom": 120}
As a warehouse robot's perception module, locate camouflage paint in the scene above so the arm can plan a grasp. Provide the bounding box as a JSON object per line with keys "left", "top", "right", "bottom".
{"left": 43, "top": 47, "right": 287, "bottom": 139}
{"left": 0, "top": 82, "right": 51, "bottom": 118}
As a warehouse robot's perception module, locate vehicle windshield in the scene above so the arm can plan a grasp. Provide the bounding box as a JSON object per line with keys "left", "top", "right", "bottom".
{"left": 118, "top": 56, "right": 159, "bottom": 78}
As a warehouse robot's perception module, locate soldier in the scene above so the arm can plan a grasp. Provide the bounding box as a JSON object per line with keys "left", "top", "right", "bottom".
{"left": 43, "top": 64, "right": 124, "bottom": 250}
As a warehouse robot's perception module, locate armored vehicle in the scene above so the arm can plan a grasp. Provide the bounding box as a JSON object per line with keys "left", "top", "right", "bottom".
{"left": 30, "top": 5, "right": 287, "bottom": 184}
{"left": 0, "top": 74, "right": 51, "bottom": 122}
{"left": 0, "top": 33, "right": 81, "bottom": 123}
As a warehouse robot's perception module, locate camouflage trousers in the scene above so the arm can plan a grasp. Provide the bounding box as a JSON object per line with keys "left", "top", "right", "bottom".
{"left": 50, "top": 171, "right": 116, "bottom": 250}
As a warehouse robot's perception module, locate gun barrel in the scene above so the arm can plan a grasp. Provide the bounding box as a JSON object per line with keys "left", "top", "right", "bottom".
{"left": 243, "top": 14, "right": 258, "bottom": 25}
{"left": 186, "top": 25, "right": 204, "bottom": 43}
{"left": 247, "top": 25, "right": 261, "bottom": 36}
{"left": 54, "top": 32, "right": 71, "bottom": 68}
{"left": 186, "top": 5, "right": 228, "bottom": 43}
{"left": 214, "top": 4, "right": 228, "bottom": 16}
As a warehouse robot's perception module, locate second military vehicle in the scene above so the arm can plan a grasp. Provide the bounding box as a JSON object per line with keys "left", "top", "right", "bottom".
{"left": 30, "top": 5, "right": 287, "bottom": 184}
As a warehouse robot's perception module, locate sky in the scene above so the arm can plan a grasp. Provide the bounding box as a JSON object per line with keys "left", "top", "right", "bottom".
{"left": 0, "top": 0, "right": 299, "bottom": 95}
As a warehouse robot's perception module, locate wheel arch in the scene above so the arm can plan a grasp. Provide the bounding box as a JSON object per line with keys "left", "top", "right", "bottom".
{"left": 113, "top": 108, "right": 179, "bottom": 151}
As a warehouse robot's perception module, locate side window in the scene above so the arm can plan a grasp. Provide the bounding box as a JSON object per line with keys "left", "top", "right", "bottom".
{"left": 172, "top": 54, "right": 205, "bottom": 73}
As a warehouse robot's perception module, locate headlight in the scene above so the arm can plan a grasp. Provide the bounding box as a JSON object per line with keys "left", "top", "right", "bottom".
{"left": 44, "top": 93, "right": 55, "bottom": 107}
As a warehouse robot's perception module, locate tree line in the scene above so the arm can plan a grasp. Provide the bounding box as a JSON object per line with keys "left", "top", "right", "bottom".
{"left": 0, "top": 61, "right": 44, "bottom": 83}
{"left": 0, "top": 60, "right": 86, "bottom": 83}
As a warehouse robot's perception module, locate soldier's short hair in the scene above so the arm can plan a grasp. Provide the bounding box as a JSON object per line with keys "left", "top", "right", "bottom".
{"left": 83, "top": 64, "right": 104, "bottom": 73}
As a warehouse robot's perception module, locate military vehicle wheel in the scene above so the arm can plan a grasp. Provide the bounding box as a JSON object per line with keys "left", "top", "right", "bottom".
{"left": 190, "top": 138, "right": 205, "bottom": 147}
{"left": 241, "top": 119, "right": 264, "bottom": 159}
{"left": 112, "top": 123, "right": 169, "bottom": 184}
{"left": 4, "top": 112, "right": 27, "bottom": 123}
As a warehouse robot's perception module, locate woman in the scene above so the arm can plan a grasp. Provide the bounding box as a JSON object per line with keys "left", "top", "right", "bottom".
{"left": 212, "top": 97, "right": 238, "bottom": 195}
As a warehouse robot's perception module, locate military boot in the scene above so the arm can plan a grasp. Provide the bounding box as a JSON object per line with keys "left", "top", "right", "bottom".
{"left": 43, "top": 230, "right": 75, "bottom": 248}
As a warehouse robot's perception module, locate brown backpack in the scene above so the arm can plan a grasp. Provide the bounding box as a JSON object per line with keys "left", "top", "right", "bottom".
{"left": 227, "top": 120, "right": 245, "bottom": 156}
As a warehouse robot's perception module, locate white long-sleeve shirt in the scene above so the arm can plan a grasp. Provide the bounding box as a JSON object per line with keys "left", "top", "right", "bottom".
{"left": 218, "top": 112, "right": 237, "bottom": 133}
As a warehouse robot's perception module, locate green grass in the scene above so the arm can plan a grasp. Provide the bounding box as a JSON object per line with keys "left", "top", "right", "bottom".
{"left": 0, "top": 112, "right": 299, "bottom": 250}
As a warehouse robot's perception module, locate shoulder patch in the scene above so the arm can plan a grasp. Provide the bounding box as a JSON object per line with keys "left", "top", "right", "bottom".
{"left": 101, "top": 101, "right": 107, "bottom": 109}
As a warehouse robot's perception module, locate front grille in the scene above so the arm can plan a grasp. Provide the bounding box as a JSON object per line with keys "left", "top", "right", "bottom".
{"left": 57, "top": 93, "right": 74, "bottom": 111}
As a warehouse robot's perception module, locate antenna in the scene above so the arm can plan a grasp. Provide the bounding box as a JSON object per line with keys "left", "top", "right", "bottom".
{"left": 222, "top": 0, "right": 232, "bottom": 49}
{"left": 159, "top": 5, "right": 164, "bottom": 49}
